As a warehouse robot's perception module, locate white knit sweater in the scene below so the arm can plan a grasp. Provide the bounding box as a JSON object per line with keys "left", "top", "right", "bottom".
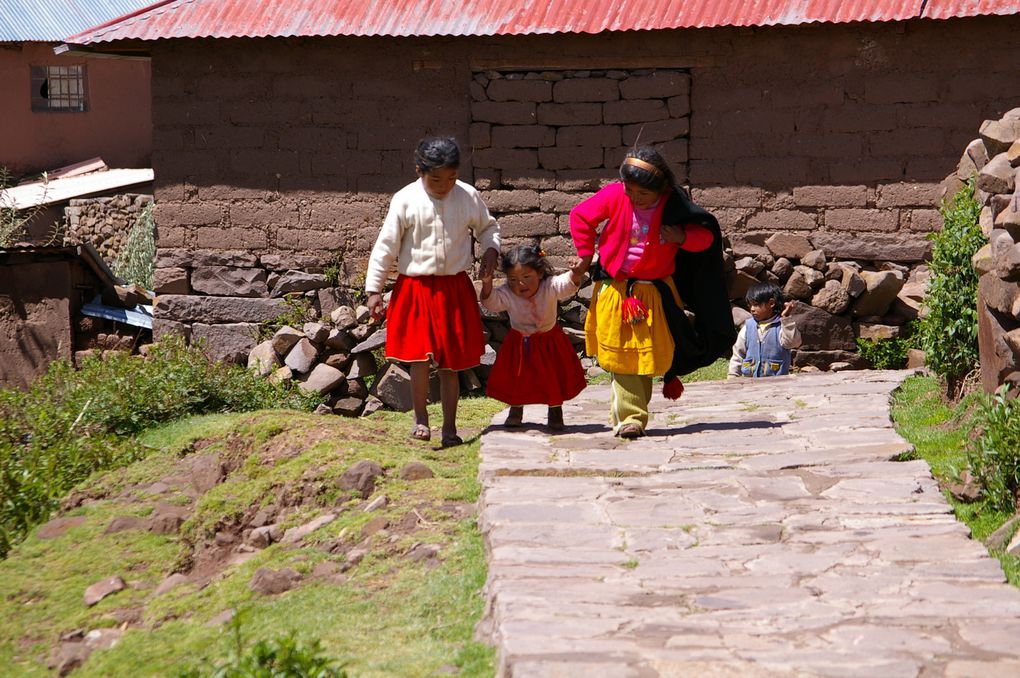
{"left": 365, "top": 178, "right": 501, "bottom": 294}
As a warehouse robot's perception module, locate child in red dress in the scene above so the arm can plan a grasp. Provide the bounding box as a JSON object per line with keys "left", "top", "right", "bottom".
{"left": 365, "top": 137, "right": 501, "bottom": 447}
{"left": 480, "top": 245, "right": 587, "bottom": 430}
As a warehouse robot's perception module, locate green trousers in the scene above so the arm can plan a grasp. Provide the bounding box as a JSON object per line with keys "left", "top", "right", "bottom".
{"left": 610, "top": 373, "right": 653, "bottom": 433}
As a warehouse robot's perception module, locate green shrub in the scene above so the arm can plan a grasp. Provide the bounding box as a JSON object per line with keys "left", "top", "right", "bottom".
{"left": 258, "top": 295, "right": 316, "bottom": 341}
{"left": 968, "top": 386, "right": 1020, "bottom": 512}
{"left": 855, "top": 323, "right": 916, "bottom": 370}
{"left": 918, "top": 179, "right": 984, "bottom": 398}
{"left": 113, "top": 203, "right": 156, "bottom": 289}
{"left": 177, "top": 615, "right": 346, "bottom": 678}
{"left": 0, "top": 336, "right": 320, "bottom": 556}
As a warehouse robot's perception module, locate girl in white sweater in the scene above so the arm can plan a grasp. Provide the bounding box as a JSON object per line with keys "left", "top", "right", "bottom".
{"left": 365, "top": 137, "right": 501, "bottom": 447}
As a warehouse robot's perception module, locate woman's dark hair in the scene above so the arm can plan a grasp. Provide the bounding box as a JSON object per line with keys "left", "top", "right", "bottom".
{"left": 619, "top": 146, "right": 676, "bottom": 193}
{"left": 745, "top": 282, "right": 785, "bottom": 314}
{"left": 501, "top": 244, "right": 553, "bottom": 278}
{"left": 414, "top": 136, "right": 460, "bottom": 173}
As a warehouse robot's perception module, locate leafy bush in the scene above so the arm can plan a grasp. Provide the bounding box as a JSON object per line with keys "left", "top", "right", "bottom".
{"left": 968, "top": 386, "right": 1020, "bottom": 512}
{"left": 0, "top": 336, "right": 320, "bottom": 556}
{"left": 855, "top": 323, "right": 916, "bottom": 370}
{"left": 177, "top": 615, "right": 346, "bottom": 678}
{"left": 918, "top": 179, "right": 984, "bottom": 398}
{"left": 113, "top": 203, "right": 156, "bottom": 289}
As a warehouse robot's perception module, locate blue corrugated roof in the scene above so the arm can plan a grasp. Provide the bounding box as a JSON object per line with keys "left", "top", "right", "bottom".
{"left": 0, "top": 0, "right": 153, "bottom": 41}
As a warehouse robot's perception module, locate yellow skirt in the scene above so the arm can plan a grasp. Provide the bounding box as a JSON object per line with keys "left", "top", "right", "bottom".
{"left": 585, "top": 278, "right": 682, "bottom": 376}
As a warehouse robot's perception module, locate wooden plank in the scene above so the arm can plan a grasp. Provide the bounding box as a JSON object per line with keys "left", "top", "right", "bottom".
{"left": 46, "top": 157, "right": 108, "bottom": 180}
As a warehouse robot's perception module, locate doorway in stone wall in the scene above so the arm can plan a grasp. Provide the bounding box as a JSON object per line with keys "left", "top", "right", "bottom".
{"left": 468, "top": 68, "right": 691, "bottom": 267}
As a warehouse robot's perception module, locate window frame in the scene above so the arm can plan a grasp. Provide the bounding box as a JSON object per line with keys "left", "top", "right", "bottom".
{"left": 30, "top": 64, "right": 89, "bottom": 113}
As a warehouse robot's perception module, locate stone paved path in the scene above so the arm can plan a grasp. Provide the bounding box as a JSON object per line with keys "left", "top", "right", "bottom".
{"left": 476, "top": 370, "right": 1020, "bottom": 677}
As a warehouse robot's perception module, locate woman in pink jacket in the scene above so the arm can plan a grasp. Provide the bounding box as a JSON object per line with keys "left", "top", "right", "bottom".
{"left": 570, "top": 147, "right": 714, "bottom": 438}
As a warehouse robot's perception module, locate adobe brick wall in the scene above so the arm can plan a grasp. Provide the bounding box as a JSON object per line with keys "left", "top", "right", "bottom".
{"left": 145, "top": 16, "right": 1020, "bottom": 358}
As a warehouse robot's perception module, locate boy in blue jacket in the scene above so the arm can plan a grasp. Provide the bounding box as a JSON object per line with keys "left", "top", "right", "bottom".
{"left": 728, "top": 282, "right": 802, "bottom": 378}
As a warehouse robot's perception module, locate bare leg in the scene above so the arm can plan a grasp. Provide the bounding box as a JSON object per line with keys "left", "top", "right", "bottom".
{"left": 439, "top": 369, "right": 462, "bottom": 446}
{"left": 409, "top": 362, "right": 431, "bottom": 440}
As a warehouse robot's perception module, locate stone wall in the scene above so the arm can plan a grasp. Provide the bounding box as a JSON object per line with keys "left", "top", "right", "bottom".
{"left": 145, "top": 17, "right": 1020, "bottom": 359}
{"left": 63, "top": 194, "right": 154, "bottom": 265}
{"left": 968, "top": 110, "right": 1020, "bottom": 392}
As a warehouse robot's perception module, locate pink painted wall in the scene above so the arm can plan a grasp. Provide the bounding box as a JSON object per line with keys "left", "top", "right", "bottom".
{"left": 0, "top": 42, "right": 151, "bottom": 177}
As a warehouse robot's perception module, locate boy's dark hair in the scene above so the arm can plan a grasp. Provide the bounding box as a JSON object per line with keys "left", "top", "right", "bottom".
{"left": 619, "top": 146, "right": 676, "bottom": 194}
{"left": 500, "top": 244, "right": 553, "bottom": 278}
{"left": 414, "top": 137, "right": 460, "bottom": 173}
{"left": 745, "top": 282, "right": 785, "bottom": 314}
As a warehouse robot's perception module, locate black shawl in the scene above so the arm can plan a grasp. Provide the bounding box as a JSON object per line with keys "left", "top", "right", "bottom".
{"left": 658, "top": 187, "right": 735, "bottom": 381}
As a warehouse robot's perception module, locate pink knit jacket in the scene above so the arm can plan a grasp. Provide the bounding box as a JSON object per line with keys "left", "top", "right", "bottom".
{"left": 569, "top": 182, "right": 713, "bottom": 280}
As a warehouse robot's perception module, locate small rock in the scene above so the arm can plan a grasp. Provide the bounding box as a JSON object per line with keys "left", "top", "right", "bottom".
{"left": 249, "top": 567, "right": 301, "bottom": 595}
{"left": 946, "top": 470, "right": 982, "bottom": 503}
{"left": 338, "top": 460, "right": 385, "bottom": 499}
{"left": 281, "top": 514, "right": 337, "bottom": 544}
{"left": 104, "top": 516, "right": 149, "bottom": 534}
{"left": 365, "top": 495, "right": 389, "bottom": 512}
{"left": 154, "top": 573, "right": 191, "bottom": 596}
{"left": 37, "top": 516, "right": 87, "bottom": 540}
{"left": 84, "top": 576, "right": 126, "bottom": 606}
{"left": 405, "top": 543, "right": 441, "bottom": 562}
{"left": 399, "top": 462, "right": 434, "bottom": 481}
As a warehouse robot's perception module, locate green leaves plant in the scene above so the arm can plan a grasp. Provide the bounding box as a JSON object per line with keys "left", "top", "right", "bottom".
{"left": 918, "top": 178, "right": 983, "bottom": 398}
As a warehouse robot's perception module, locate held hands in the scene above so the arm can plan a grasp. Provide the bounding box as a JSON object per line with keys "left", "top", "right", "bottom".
{"left": 479, "top": 247, "right": 498, "bottom": 280}
{"left": 568, "top": 256, "right": 591, "bottom": 286}
{"left": 366, "top": 292, "right": 385, "bottom": 321}
{"left": 660, "top": 224, "right": 687, "bottom": 245}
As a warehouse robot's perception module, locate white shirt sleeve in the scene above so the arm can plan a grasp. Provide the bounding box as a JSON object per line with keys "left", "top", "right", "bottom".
{"left": 364, "top": 194, "right": 406, "bottom": 294}
{"left": 481, "top": 282, "right": 511, "bottom": 313}
{"left": 727, "top": 324, "right": 748, "bottom": 378}
{"left": 780, "top": 317, "right": 802, "bottom": 350}
{"left": 549, "top": 271, "right": 579, "bottom": 301}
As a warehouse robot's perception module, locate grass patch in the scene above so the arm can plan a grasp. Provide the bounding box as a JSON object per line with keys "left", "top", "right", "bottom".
{"left": 0, "top": 394, "right": 503, "bottom": 678}
{"left": 891, "top": 375, "right": 1019, "bottom": 585}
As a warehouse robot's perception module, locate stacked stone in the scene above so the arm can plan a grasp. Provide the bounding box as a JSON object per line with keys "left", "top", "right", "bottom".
{"left": 959, "top": 108, "right": 1020, "bottom": 392}
{"left": 63, "top": 194, "right": 153, "bottom": 262}
{"left": 151, "top": 248, "right": 331, "bottom": 364}
{"left": 234, "top": 277, "right": 593, "bottom": 418}
{"left": 723, "top": 233, "right": 927, "bottom": 371}
{"left": 247, "top": 303, "right": 382, "bottom": 417}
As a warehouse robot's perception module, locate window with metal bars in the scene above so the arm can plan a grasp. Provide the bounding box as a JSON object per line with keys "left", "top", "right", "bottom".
{"left": 30, "top": 65, "right": 88, "bottom": 112}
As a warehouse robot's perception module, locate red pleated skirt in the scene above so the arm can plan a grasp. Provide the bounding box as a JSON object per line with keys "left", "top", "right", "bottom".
{"left": 385, "top": 272, "right": 485, "bottom": 370}
{"left": 486, "top": 325, "right": 587, "bottom": 406}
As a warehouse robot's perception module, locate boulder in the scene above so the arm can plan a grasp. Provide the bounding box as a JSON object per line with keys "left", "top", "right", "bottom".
{"left": 303, "top": 322, "right": 329, "bottom": 344}
{"left": 338, "top": 460, "right": 385, "bottom": 499}
{"left": 247, "top": 340, "right": 279, "bottom": 377}
{"left": 977, "top": 152, "right": 1016, "bottom": 195}
{"left": 811, "top": 280, "right": 851, "bottom": 315}
{"left": 300, "top": 363, "right": 345, "bottom": 395}
{"left": 801, "top": 249, "right": 827, "bottom": 272}
{"left": 190, "top": 266, "right": 268, "bottom": 298}
{"left": 765, "top": 233, "right": 813, "bottom": 260}
{"left": 330, "top": 305, "right": 359, "bottom": 330}
{"left": 786, "top": 301, "right": 856, "bottom": 351}
{"left": 271, "top": 326, "right": 304, "bottom": 355}
{"left": 191, "top": 323, "right": 258, "bottom": 364}
{"left": 852, "top": 270, "right": 904, "bottom": 317}
{"left": 956, "top": 138, "right": 990, "bottom": 181}
{"left": 271, "top": 270, "right": 328, "bottom": 296}
{"left": 371, "top": 362, "right": 413, "bottom": 411}
{"left": 284, "top": 338, "right": 318, "bottom": 374}
{"left": 84, "top": 576, "right": 126, "bottom": 606}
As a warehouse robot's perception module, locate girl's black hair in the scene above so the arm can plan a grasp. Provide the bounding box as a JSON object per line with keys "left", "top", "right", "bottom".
{"left": 619, "top": 146, "right": 676, "bottom": 194}
{"left": 500, "top": 244, "right": 553, "bottom": 278}
{"left": 745, "top": 281, "right": 785, "bottom": 314}
{"left": 414, "top": 136, "right": 460, "bottom": 173}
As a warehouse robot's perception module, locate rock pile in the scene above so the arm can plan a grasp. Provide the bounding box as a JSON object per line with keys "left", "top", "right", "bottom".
{"left": 721, "top": 235, "right": 927, "bottom": 371}
{"left": 960, "top": 108, "right": 1020, "bottom": 392}
{"left": 62, "top": 194, "right": 153, "bottom": 263}
{"left": 246, "top": 286, "right": 593, "bottom": 416}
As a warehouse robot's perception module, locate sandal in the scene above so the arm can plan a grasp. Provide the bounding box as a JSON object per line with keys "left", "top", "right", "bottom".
{"left": 617, "top": 423, "right": 643, "bottom": 439}
{"left": 410, "top": 424, "right": 431, "bottom": 441}
{"left": 440, "top": 434, "right": 464, "bottom": 448}
{"left": 504, "top": 406, "right": 524, "bottom": 428}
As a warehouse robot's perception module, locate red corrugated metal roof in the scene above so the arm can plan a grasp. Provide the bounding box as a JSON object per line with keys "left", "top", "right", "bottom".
{"left": 67, "top": 0, "right": 1020, "bottom": 44}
